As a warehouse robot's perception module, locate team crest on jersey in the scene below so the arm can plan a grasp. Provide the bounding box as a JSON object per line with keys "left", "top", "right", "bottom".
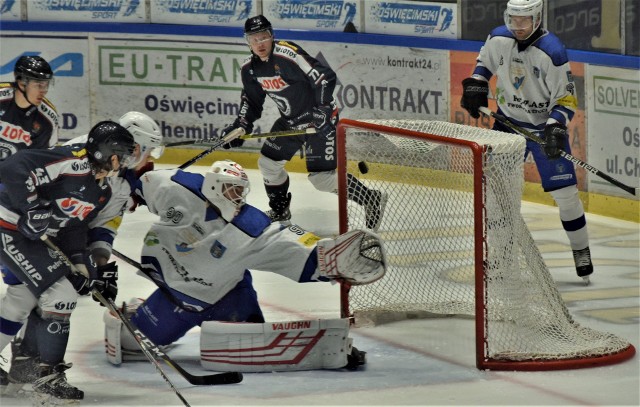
{"left": 533, "top": 67, "right": 540, "bottom": 78}
{"left": 510, "top": 65, "right": 526, "bottom": 90}
{"left": 175, "top": 242, "right": 193, "bottom": 253}
{"left": 209, "top": 240, "right": 226, "bottom": 258}
{"left": 57, "top": 197, "right": 96, "bottom": 220}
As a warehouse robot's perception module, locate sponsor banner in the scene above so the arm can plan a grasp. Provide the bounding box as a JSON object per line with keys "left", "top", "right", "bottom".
{"left": 0, "top": 37, "right": 90, "bottom": 140}
{"left": 459, "top": 0, "right": 505, "bottom": 41}
{"left": 92, "top": 36, "right": 449, "bottom": 148}
{"left": 330, "top": 43, "right": 448, "bottom": 120}
{"left": 150, "top": 0, "right": 257, "bottom": 26}
{"left": 262, "top": 0, "right": 361, "bottom": 31}
{"left": 547, "top": 0, "right": 622, "bottom": 52}
{"left": 27, "top": 0, "right": 145, "bottom": 22}
{"left": 92, "top": 38, "right": 261, "bottom": 146}
{"left": 586, "top": 65, "right": 640, "bottom": 197}
{"left": 0, "top": 0, "right": 21, "bottom": 21}
{"left": 364, "top": 1, "right": 457, "bottom": 39}
{"left": 450, "top": 51, "right": 588, "bottom": 190}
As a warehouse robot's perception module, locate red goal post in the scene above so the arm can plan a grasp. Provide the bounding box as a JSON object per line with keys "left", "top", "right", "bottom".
{"left": 336, "top": 118, "right": 635, "bottom": 371}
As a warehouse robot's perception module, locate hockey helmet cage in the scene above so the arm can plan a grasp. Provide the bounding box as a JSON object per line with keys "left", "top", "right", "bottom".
{"left": 244, "top": 15, "right": 273, "bottom": 37}
{"left": 202, "top": 160, "right": 250, "bottom": 222}
{"left": 86, "top": 121, "right": 136, "bottom": 173}
{"left": 504, "top": 0, "right": 543, "bottom": 38}
{"left": 118, "top": 111, "right": 164, "bottom": 164}
{"left": 14, "top": 55, "right": 53, "bottom": 82}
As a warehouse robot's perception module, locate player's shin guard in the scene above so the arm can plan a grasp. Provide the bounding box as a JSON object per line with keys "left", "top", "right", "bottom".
{"left": 200, "top": 319, "right": 357, "bottom": 372}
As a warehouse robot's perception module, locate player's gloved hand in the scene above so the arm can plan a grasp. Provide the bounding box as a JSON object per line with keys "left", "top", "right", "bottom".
{"left": 461, "top": 77, "right": 489, "bottom": 119}
{"left": 90, "top": 262, "right": 119, "bottom": 306}
{"left": 17, "top": 205, "right": 52, "bottom": 240}
{"left": 543, "top": 123, "right": 567, "bottom": 160}
{"left": 221, "top": 118, "right": 252, "bottom": 149}
{"left": 312, "top": 105, "right": 337, "bottom": 135}
{"left": 67, "top": 251, "right": 98, "bottom": 295}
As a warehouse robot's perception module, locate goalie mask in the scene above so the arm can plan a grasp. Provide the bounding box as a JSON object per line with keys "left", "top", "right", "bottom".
{"left": 118, "top": 111, "right": 164, "bottom": 167}
{"left": 202, "top": 160, "right": 250, "bottom": 222}
{"left": 504, "top": 0, "right": 543, "bottom": 40}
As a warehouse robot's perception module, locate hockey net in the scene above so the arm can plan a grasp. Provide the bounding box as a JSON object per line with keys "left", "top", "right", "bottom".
{"left": 336, "top": 118, "right": 635, "bottom": 371}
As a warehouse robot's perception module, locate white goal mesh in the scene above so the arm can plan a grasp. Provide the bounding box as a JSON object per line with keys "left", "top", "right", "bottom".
{"left": 337, "top": 119, "right": 635, "bottom": 370}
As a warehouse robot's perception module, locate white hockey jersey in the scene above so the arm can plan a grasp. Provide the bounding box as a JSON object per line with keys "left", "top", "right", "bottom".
{"left": 472, "top": 26, "right": 577, "bottom": 132}
{"left": 135, "top": 169, "right": 323, "bottom": 310}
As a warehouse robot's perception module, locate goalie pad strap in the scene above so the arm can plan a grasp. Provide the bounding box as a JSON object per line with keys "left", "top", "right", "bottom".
{"left": 200, "top": 318, "right": 352, "bottom": 372}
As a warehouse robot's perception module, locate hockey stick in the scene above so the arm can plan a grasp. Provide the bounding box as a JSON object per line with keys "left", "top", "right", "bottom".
{"left": 39, "top": 237, "right": 243, "bottom": 390}
{"left": 165, "top": 127, "right": 316, "bottom": 147}
{"left": 479, "top": 106, "right": 638, "bottom": 196}
{"left": 177, "top": 127, "right": 245, "bottom": 170}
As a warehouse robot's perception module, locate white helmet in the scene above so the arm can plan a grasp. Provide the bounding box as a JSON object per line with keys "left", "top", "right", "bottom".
{"left": 118, "top": 111, "right": 164, "bottom": 166}
{"left": 201, "top": 160, "right": 250, "bottom": 222}
{"left": 504, "top": 0, "right": 543, "bottom": 39}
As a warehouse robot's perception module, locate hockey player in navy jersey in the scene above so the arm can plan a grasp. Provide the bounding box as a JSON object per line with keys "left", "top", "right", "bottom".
{"left": 0, "top": 121, "right": 135, "bottom": 403}
{"left": 102, "top": 160, "right": 386, "bottom": 371}
{"left": 221, "top": 15, "right": 386, "bottom": 231}
{"left": 0, "top": 55, "right": 58, "bottom": 164}
{"left": 461, "top": 0, "right": 593, "bottom": 283}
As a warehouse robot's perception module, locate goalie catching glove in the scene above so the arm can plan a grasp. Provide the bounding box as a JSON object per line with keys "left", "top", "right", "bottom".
{"left": 316, "top": 229, "right": 387, "bottom": 285}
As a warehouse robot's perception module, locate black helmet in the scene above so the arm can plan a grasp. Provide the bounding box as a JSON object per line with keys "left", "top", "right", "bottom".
{"left": 86, "top": 121, "right": 136, "bottom": 172}
{"left": 14, "top": 56, "right": 53, "bottom": 82}
{"left": 244, "top": 15, "right": 272, "bottom": 36}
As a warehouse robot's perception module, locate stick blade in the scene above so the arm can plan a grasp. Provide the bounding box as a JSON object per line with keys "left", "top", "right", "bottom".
{"left": 189, "top": 371, "right": 243, "bottom": 386}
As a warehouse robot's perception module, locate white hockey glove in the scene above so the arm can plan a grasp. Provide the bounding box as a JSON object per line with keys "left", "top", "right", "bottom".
{"left": 316, "top": 229, "right": 387, "bottom": 285}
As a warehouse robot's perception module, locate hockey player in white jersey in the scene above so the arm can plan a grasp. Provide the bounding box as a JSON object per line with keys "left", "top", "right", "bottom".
{"left": 103, "top": 160, "right": 386, "bottom": 371}
{"left": 461, "top": 0, "right": 592, "bottom": 282}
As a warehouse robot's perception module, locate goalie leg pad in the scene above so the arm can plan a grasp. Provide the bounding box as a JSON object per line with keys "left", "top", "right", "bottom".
{"left": 200, "top": 318, "right": 352, "bottom": 372}
{"left": 316, "top": 229, "right": 387, "bottom": 285}
{"left": 103, "top": 298, "right": 145, "bottom": 365}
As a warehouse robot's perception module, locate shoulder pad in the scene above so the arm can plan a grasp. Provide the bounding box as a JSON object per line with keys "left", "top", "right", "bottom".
{"left": 231, "top": 204, "right": 271, "bottom": 237}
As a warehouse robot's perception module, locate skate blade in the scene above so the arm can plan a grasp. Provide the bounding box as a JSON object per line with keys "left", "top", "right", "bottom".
{"left": 31, "top": 391, "right": 81, "bottom": 406}
{"left": 582, "top": 276, "right": 590, "bottom": 286}
{"left": 0, "top": 381, "right": 25, "bottom": 396}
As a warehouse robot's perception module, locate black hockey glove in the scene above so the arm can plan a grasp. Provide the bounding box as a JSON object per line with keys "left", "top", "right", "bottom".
{"left": 90, "top": 262, "right": 119, "bottom": 306}
{"left": 67, "top": 252, "right": 98, "bottom": 296}
{"left": 543, "top": 123, "right": 567, "bottom": 160}
{"left": 461, "top": 77, "right": 489, "bottom": 119}
{"left": 17, "top": 205, "right": 52, "bottom": 240}
{"left": 221, "top": 118, "right": 252, "bottom": 149}
{"left": 312, "top": 105, "right": 337, "bottom": 133}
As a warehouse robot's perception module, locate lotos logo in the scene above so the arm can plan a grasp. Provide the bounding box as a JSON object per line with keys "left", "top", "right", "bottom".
{"left": 0, "top": 123, "right": 31, "bottom": 145}
{"left": 57, "top": 197, "right": 96, "bottom": 220}
{"left": 258, "top": 76, "right": 288, "bottom": 91}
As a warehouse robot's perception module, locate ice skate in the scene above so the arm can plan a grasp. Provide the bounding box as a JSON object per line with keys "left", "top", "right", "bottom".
{"left": 364, "top": 190, "right": 387, "bottom": 231}
{"left": 1, "top": 339, "right": 40, "bottom": 396}
{"left": 32, "top": 362, "right": 84, "bottom": 404}
{"left": 573, "top": 247, "right": 593, "bottom": 285}
{"left": 266, "top": 192, "right": 292, "bottom": 224}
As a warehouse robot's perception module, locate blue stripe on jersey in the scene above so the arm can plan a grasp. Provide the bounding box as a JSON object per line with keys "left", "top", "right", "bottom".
{"left": 472, "top": 65, "right": 493, "bottom": 80}
{"left": 534, "top": 32, "right": 570, "bottom": 66}
{"left": 170, "top": 170, "right": 207, "bottom": 201}
{"left": 561, "top": 215, "right": 587, "bottom": 232}
{"left": 489, "top": 25, "right": 514, "bottom": 39}
{"left": 0, "top": 316, "right": 24, "bottom": 336}
{"left": 232, "top": 205, "right": 271, "bottom": 237}
{"left": 298, "top": 250, "right": 328, "bottom": 282}
{"left": 88, "top": 226, "right": 115, "bottom": 246}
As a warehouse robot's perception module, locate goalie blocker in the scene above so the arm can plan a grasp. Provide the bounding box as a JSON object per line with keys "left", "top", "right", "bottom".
{"left": 105, "top": 308, "right": 365, "bottom": 372}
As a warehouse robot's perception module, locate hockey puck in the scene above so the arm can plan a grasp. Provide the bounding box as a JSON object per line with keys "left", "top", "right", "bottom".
{"left": 358, "top": 161, "right": 369, "bottom": 174}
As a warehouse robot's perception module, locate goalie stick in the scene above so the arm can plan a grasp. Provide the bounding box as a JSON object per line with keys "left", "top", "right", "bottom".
{"left": 39, "top": 237, "right": 243, "bottom": 395}
{"left": 165, "top": 127, "right": 316, "bottom": 147}
{"left": 479, "top": 106, "right": 639, "bottom": 196}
